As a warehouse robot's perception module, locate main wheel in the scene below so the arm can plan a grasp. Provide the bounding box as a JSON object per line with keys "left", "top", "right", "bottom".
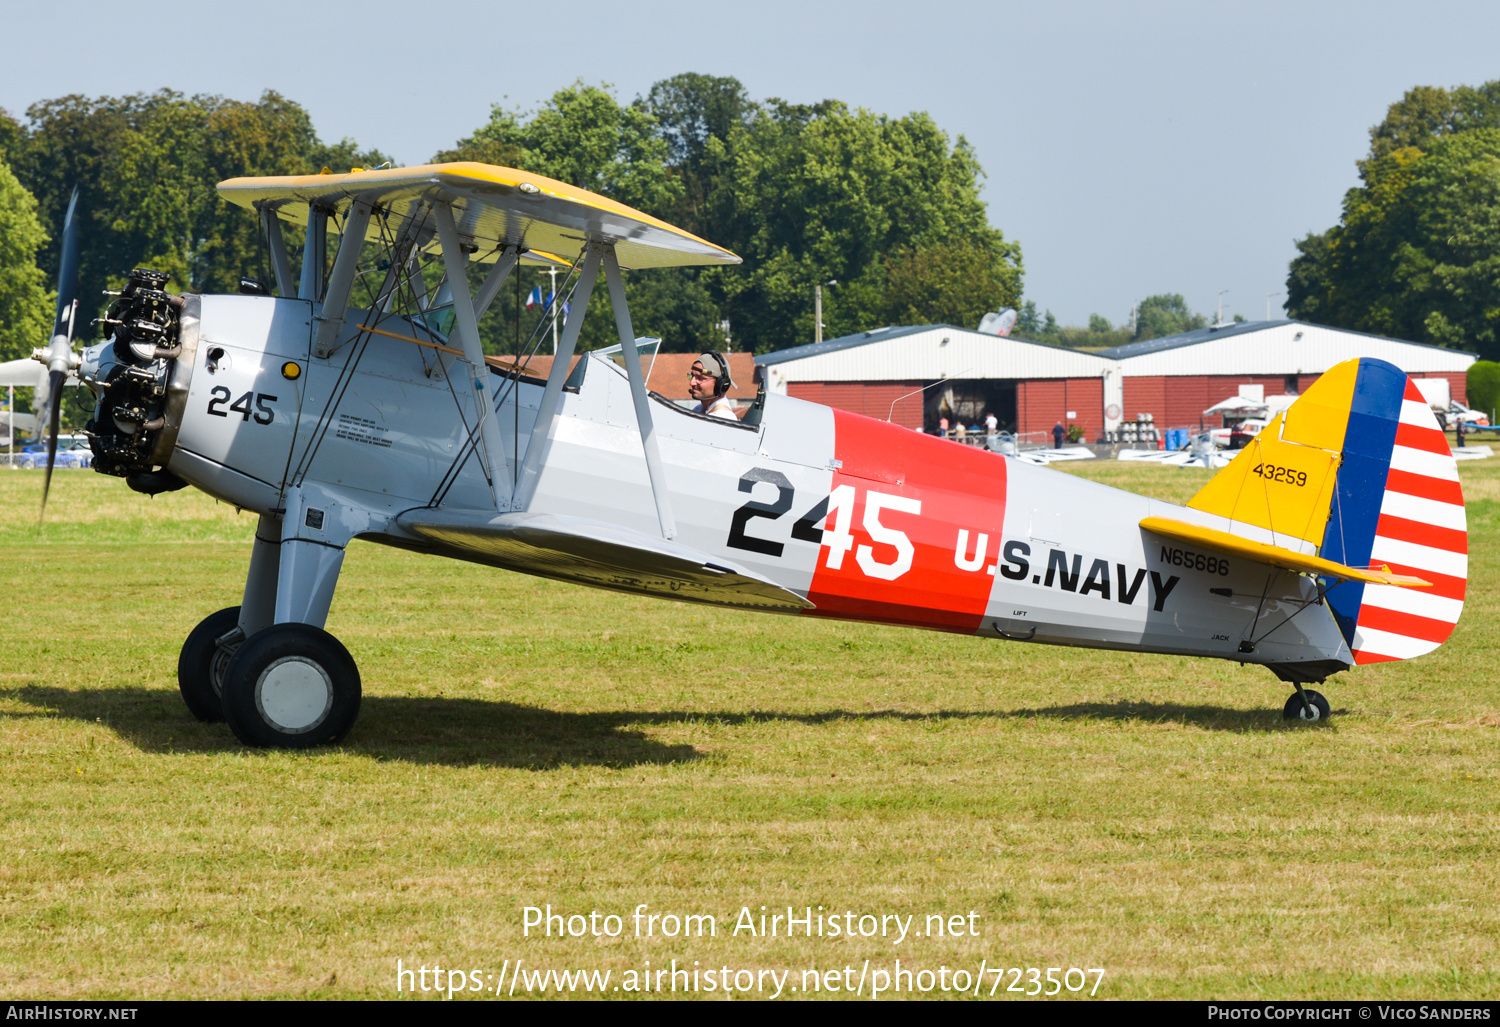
{"left": 1283, "top": 689, "right": 1331, "bottom": 722}
{"left": 220, "top": 623, "right": 361, "bottom": 748}
{"left": 177, "top": 606, "right": 242, "bottom": 723}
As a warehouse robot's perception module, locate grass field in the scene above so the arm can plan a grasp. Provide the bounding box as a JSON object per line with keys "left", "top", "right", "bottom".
{"left": 0, "top": 460, "right": 1496, "bottom": 1000}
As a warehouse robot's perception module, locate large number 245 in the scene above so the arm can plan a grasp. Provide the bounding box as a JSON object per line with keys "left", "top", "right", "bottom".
{"left": 727, "top": 468, "right": 920, "bottom": 581}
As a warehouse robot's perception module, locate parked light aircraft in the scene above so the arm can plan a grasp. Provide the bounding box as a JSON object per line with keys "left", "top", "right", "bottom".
{"left": 31, "top": 163, "right": 1467, "bottom": 747}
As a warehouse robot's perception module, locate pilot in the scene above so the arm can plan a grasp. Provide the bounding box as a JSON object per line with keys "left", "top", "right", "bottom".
{"left": 688, "top": 351, "right": 738, "bottom": 420}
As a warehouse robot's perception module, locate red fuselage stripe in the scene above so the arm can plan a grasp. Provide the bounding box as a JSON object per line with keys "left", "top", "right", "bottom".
{"left": 804, "top": 410, "right": 1008, "bottom": 633}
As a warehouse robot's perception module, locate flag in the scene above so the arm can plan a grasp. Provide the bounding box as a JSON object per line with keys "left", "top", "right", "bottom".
{"left": 525, "top": 286, "right": 542, "bottom": 308}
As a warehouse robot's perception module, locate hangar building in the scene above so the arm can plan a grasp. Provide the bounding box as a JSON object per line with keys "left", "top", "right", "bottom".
{"left": 755, "top": 319, "right": 1476, "bottom": 439}
{"left": 754, "top": 325, "right": 1119, "bottom": 438}
{"left": 1096, "top": 320, "right": 1475, "bottom": 432}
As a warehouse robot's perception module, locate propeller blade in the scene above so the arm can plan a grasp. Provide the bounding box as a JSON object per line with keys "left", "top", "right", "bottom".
{"left": 38, "top": 187, "right": 82, "bottom": 523}
{"left": 38, "top": 368, "right": 65, "bottom": 522}
{"left": 52, "top": 188, "right": 81, "bottom": 342}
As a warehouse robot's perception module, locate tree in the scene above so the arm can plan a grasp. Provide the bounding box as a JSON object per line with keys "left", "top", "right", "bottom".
{"left": 435, "top": 82, "right": 678, "bottom": 216}
{"left": 1287, "top": 129, "right": 1500, "bottom": 357}
{"left": 1285, "top": 229, "right": 1335, "bottom": 325}
{"left": 880, "top": 236, "right": 1022, "bottom": 329}
{"left": 1288, "top": 79, "right": 1500, "bottom": 359}
{"left": 435, "top": 81, "right": 1022, "bottom": 354}
{"left": 0, "top": 107, "right": 21, "bottom": 162}
{"left": 0, "top": 155, "right": 52, "bottom": 361}
{"left": 11, "top": 90, "right": 387, "bottom": 320}
{"left": 1133, "top": 293, "right": 1207, "bottom": 340}
{"left": 645, "top": 73, "right": 752, "bottom": 238}
{"left": 701, "top": 100, "right": 1021, "bottom": 351}
{"left": 1365, "top": 81, "right": 1500, "bottom": 167}
{"left": 1467, "top": 360, "right": 1500, "bottom": 418}
{"left": 1015, "top": 300, "right": 1041, "bottom": 337}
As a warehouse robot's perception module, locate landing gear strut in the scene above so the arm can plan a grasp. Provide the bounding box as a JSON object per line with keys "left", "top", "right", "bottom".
{"left": 175, "top": 505, "right": 359, "bottom": 748}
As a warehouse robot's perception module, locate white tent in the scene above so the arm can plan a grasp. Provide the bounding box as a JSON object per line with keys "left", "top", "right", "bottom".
{"left": 1203, "top": 395, "right": 1267, "bottom": 416}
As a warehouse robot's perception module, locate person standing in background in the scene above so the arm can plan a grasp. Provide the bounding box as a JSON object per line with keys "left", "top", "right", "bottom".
{"left": 1053, "top": 421, "right": 1065, "bottom": 449}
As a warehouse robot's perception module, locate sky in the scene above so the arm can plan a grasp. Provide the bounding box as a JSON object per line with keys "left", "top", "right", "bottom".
{"left": 4, "top": 0, "right": 1498, "bottom": 327}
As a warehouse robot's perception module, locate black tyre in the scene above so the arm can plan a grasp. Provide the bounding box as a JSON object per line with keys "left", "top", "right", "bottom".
{"left": 1283, "top": 689, "right": 1331, "bottom": 722}
{"left": 177, "top": 606, "right": 242, "bottom": 723}
{"left": 220, "top": 623, "right": 361, "bottom": 748}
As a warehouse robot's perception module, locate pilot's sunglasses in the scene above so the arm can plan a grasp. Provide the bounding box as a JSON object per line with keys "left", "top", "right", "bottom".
{"left": 687, "top": 370, "right": 715, "bottom": 380}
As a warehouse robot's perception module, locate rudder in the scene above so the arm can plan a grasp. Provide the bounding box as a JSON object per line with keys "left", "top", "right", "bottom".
{"left": 1320, "top": 364, "right": 1467, "bottom": 663}
{"left": 1188, "top": 358, "right": 1466, "bottom": 664}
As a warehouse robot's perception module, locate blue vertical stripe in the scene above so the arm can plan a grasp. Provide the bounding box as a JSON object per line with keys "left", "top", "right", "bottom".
{"left": 1321, "top": 358, "right": 1407, "bottom": 645}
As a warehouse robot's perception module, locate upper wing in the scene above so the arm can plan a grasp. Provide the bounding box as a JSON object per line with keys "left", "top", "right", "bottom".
{"left": 397, "top": 509, "right": 813, "bottom": 612}
{"left": 217, "top": 162, "right": 740, "bottom": 270}
{"left": 1141, "top": 516, "right": 1430, "bottom": 588}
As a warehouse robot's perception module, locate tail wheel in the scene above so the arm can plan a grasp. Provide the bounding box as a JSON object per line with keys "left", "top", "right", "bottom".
{"left": 177, "top": 606, "right": 242, "bottom": 723}
{"left": 1283, "top": 689, "right": 1331, "bottom": 722}
{"left": 221, "top": 623, "right": 361, "bottom": 749}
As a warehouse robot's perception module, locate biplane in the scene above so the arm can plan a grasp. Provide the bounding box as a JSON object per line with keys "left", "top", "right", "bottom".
{"left": 31, "top": 162, "right": 1466, "bottom": 747}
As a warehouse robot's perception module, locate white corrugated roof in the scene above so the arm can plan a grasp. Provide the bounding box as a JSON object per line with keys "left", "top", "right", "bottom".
{"left": 754, "top": 320, "right": 1474, "bottom": 384}
{"left": 1099, "top": 320, "right": 1474, "bottom": 376}
{"left": 756, "top": 325, "right": 1117, "bottom": 381}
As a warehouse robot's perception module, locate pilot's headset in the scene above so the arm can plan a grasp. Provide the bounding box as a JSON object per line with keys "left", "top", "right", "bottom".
{"left": 697, "top": 351, "right": 735, "bottom": 397}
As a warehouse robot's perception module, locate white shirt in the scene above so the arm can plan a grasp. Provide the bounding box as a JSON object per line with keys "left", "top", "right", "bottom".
{"left": 696, "top": 397, "right": 737, "bottom": 420}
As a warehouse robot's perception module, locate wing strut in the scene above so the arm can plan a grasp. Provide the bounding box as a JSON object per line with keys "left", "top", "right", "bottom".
{"left": 433, "top": 201, "right": 514, "bottom": 511}
{"left": 474, "top": 247, "right": 521, "bottom": 320}
{"left": 515, "top": 244, "right": 602, "bottom": 510}
{"left": 603, "top": 246, "right": 676, "bottom": 539}
{"left": 259, "top": 205, "right": 296, "bottom": 298}
{"left": 313, "top": 200, "right": 374, "bottom": 356}
{"left": 299, "top": 205, "right": 327, "bottom": 300}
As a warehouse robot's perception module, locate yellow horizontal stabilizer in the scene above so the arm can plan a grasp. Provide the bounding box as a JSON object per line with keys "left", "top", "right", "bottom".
{"left": 1140, "top": 517, "right": 1431, "bottom": 588}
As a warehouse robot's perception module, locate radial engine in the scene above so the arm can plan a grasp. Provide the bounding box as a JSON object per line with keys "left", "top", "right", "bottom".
{"left": 80, "top": 268, "right": 193, "bottom": 495}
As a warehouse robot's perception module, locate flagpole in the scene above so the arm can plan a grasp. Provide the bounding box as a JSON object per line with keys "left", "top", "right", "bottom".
{"left": 549, "top": 266, "right": 559, "bottom": 354}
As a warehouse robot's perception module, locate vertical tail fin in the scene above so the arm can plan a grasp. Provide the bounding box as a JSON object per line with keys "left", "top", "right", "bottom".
{"left": 1320, "top": 365, "right": 1467, "bottom": 663}
{"left": 1187, "top": 358, "right": 1466, "bottom": 664}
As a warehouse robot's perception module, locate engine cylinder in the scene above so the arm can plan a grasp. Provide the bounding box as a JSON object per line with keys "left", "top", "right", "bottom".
{"left": 85, "top": 268, "right": 187, "bottom": 492}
